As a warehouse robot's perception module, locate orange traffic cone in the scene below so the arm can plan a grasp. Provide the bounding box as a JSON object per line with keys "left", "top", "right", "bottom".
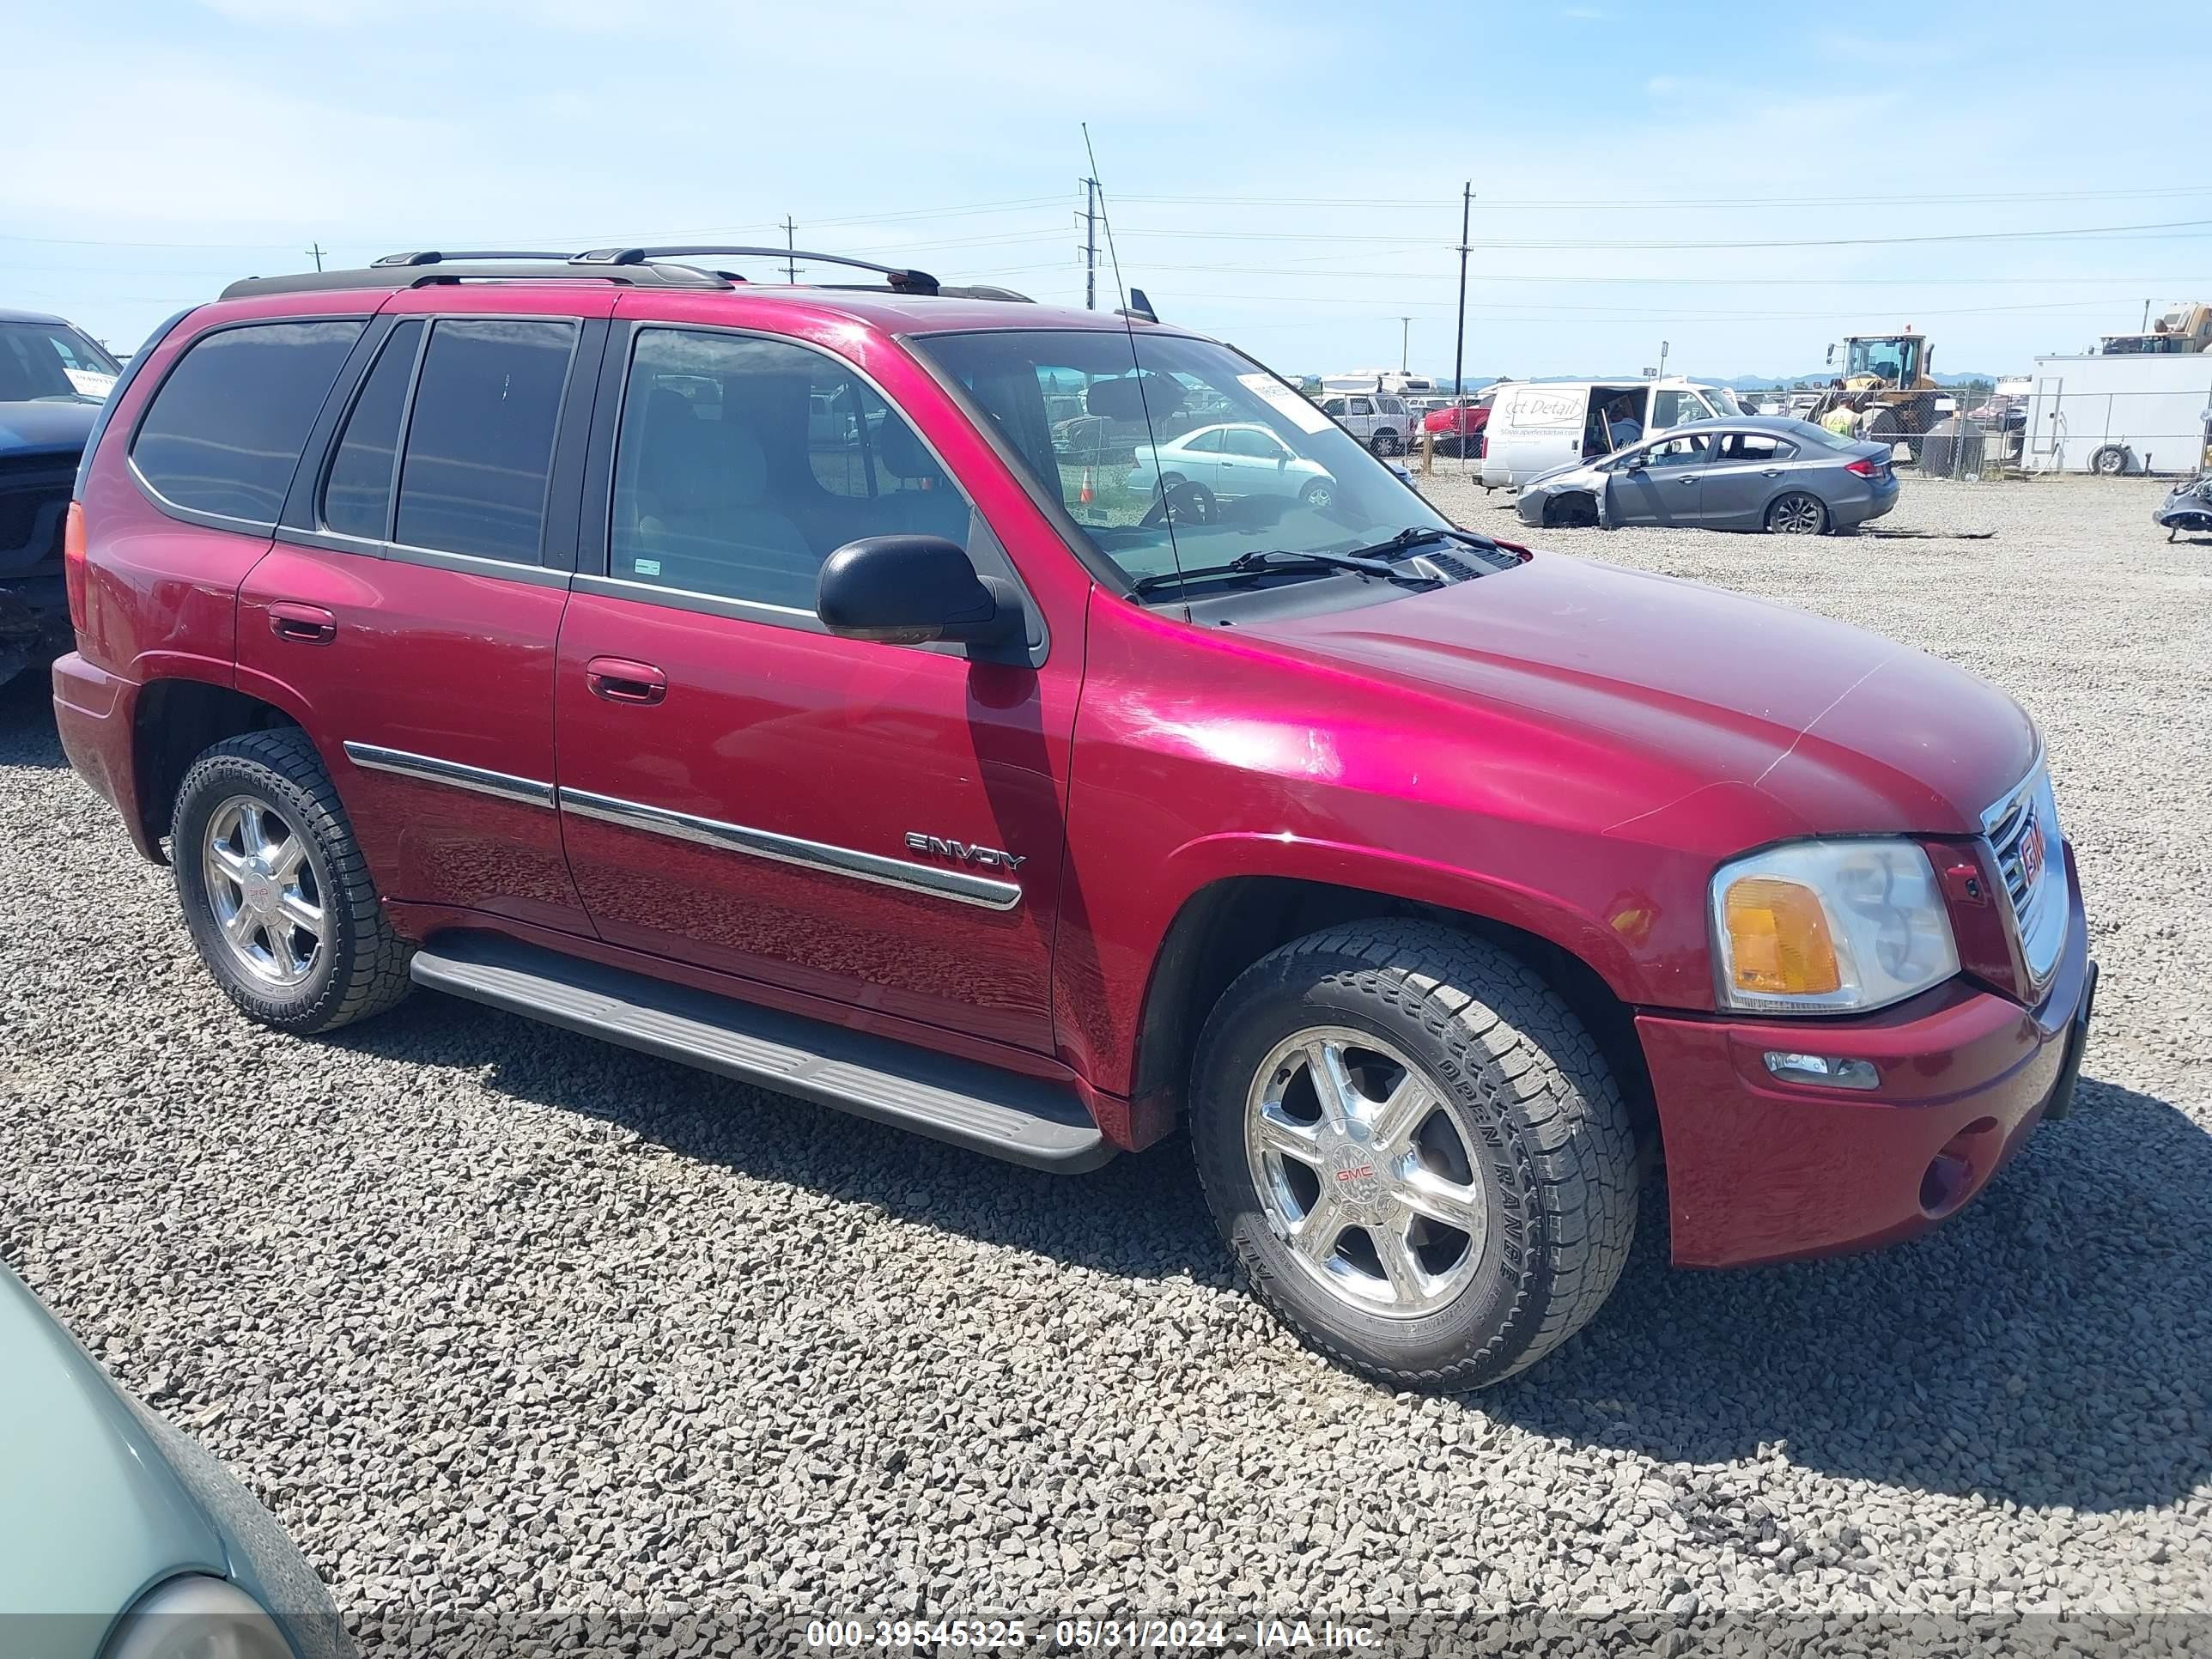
{"left": 1080, "top": 467, "right": 1095, "bottom": 505}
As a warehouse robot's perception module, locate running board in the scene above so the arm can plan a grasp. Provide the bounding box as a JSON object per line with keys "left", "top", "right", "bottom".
{"left": 409, "top": 933, "right": 1112, "bottom": 1172}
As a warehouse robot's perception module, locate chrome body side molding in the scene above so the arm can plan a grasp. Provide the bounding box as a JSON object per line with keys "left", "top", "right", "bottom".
{"left": 341, "top": 742, "right": 555, "bottom": 809}
{"left": 556, "top": 787, "right": 1024, "bottom": 912}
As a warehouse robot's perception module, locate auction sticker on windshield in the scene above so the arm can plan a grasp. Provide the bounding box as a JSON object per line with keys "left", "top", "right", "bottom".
{"left": 1238, "top": 372, "right": 1333, "bottom": 434}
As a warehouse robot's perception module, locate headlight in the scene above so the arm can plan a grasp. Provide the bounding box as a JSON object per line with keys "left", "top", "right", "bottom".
{"left": 1711, "top": 838, "right": 1959, "bottom": 1014}
{"left": 104, "top": 1576, "right": 295, "bottom": 1659}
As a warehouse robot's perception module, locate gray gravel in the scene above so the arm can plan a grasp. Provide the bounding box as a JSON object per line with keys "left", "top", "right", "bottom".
{"left": 3, "top": 471, "right": 2209, "bottom": 1645}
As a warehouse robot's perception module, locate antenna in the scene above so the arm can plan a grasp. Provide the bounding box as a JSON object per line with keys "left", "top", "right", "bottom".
{"left": 1082, "top": 122, "right": 1188, "bottom": 609}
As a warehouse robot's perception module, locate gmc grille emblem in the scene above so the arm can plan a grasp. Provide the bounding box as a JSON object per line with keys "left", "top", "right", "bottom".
{"left": 2017, "top": 814, "right": 2045, "bottom": 890}
{"left": 904, "top": 831, "right": 1026, "bottom": 872}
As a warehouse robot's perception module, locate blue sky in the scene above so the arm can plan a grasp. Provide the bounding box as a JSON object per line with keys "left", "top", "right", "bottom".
{"left": 8, "top": 0, "right": 2209, "bottom": 381}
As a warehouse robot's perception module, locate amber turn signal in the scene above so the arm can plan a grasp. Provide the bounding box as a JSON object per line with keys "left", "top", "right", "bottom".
{"left": 1722, "top": 876, "right": 1842, "bottom": 996}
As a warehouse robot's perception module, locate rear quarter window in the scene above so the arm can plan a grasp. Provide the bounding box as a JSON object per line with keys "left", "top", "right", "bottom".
{"left": 131, "top": 319, "right": 366, "bottom": 525}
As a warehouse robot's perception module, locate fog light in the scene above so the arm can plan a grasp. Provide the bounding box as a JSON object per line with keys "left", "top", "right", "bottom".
{"left": 1763, "top": 1051, "right": 1880, "bottom": 1091}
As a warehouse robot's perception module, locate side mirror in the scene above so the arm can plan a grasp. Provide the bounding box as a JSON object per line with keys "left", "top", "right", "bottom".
{"left": 1623, "top": 452, "right": 1649, "bottom": 471}
{"left": 817, "top": 536, "right": 1024, "bottom": 653}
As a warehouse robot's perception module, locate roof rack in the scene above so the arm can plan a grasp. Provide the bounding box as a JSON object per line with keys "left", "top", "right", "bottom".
{"left": 219, "top": 246, "right": 1029, "bottom": 304}
{"left": 573, "top": 245, "right": 940, "bottom": 295}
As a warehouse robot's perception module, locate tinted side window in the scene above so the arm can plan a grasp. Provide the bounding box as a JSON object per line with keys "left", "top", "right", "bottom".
{"left": 320, "top": 320, "right": 424, "bottom": 540}
{"left": 394, "top": 319, "right": 575, "bottom": 562}
{"left": 1223, "top": 427, "right": 1279, "bottom": 459}
{"left": 132, "top": 320, "right": 365, "bottom": 524}
{"left": 1717, "top": 432, "right": 1793, "bottom": 463}
{"left": 611, "top": 327, "right": 975, "bottom": 613}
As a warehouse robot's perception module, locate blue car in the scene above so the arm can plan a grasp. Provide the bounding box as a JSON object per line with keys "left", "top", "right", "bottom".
{"left": 0, "top": 1267, "right": 349, "bottom": 1659}
{"left": 1, "top": 308, "right": 120, "bottom": 683}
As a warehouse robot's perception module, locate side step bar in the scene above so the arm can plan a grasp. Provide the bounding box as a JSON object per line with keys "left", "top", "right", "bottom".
{"left": 409, "top": 933, "right": 1113, "bottom": 1173}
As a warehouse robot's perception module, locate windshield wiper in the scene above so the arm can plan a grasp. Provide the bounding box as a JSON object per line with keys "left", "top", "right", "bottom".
{"left": 1129, "top": 548, "right": 1443, "bottom": 599}
{"left": 1340, "top": 524, "right": 1499, "bottom": 562}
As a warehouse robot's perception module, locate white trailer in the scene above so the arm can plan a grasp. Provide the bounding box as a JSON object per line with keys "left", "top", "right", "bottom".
{"left": 2022, "top": 352, "right": 2212, "bottom": 476}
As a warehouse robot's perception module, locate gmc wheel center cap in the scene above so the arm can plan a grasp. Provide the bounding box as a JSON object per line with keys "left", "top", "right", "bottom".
{"left": 1322, "top": 1136, "right": 1390, "bottom": 1220}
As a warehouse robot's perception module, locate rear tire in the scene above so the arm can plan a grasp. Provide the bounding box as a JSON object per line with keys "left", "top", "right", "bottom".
{"left": 2090, "top": 444, "right": 2130, "bottom": 477}
{"left": 1370, "top": 431, "right": 1401, "bottom": 458}
{"left": 1190, "top": 921, "right": 1638, "bottom": 1389}
{"left": 1765, "top": 491, "right": 1828, "bottom": 535}
{"left": 172, "top": 728, "right": 412, "bottom": 1035}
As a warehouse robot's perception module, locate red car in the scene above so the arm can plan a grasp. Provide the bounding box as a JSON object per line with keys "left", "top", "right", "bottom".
{"left": 1420, "top": 392, "right": 1492, "bottom": 457}
{"left": 55, "top": 248, "right": 2094, "bottom": 1389}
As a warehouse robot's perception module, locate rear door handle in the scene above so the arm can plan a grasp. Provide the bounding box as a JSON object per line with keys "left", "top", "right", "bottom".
{"left": 268, "top": 602, "right": 337, "bottom": 644}
{"left": 1678, "top": 475, "right": 1701, "bottom": 484}
{"left": 1762, "top": 468, "right": 1784, "bottom": 477}
{"left": 586, "top": 656, "right": 667, "bottom": 705}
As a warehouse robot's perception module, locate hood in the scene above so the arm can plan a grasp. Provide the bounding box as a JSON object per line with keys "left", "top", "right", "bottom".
{"left": 1521, "top": 459, "right": 1592, "bottom": 489}
{"left": 0, "top": 398, "right": 100, "bottom": 459}
{"left": 0, "top": 1270, "right": 228, "bottom": 1636}
{"left": 1246, "top": 551, "right": 2038, "bottom": 840}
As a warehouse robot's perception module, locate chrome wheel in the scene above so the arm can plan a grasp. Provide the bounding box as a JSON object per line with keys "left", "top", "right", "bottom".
{"left": 1768, "top": 493, "right": 1826, "bottom": 534}
{"left": 1243, "top": 1025, "right": 1489, "bottom": 1320}
{"left": 1301, "top": 481, "right": 1334, "bottom": 509}
{"left": 200, "top": 794, "right": 326, "bottom": 988}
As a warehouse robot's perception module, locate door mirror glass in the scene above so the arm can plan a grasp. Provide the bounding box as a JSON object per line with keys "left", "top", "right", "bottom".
{"left": 817, "top": 535, "right": 1022, "bottom": 651}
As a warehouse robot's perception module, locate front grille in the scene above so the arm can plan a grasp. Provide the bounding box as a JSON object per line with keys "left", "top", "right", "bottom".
{"left": 0, "top": 456, "right": 76, "bottom": 580}
{"left": 1982, "top": 765, "right": 2069, "bottom": 992}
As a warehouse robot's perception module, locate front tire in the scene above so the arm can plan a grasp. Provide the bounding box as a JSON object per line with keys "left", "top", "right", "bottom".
{"left": 2090, "top": 444, "right": 2130, "bottom": 477}
{"left": 1190, "top": 922, "right": 1638, "bottom": 1389}
{"left": 172, "top": 728, "right": 412, "bottom": 1034}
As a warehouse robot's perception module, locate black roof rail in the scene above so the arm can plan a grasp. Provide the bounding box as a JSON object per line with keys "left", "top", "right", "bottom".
{"left": 217, "top": 246, "right": 1031, "bottom": 304}
{"left": 218, "top": 261, "right": 735, "bottom": 300}
{"left": 371, "top": 250, "right": 574, "bottom": 267}
{"left": 575, "top": 245, "right": 941, "bottom": 295}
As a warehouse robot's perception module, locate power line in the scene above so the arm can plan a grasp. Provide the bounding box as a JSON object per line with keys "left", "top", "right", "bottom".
{"left": 1109, "top": 216, "right": 2212, "bottom": 252}
{"left": 1119, "top": 184, "right": 2212, "bottom": 211}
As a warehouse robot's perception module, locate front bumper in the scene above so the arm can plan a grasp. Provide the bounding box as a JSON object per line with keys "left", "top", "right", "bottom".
{"left": 1639, "top": 848, "right": 2093, "bottom": 1268}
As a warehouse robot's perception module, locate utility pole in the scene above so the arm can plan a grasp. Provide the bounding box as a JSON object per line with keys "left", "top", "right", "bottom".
{"left": 781, "top": 216, "right": 799, "bottom": 283}
{"left": 1450, "top": 182, "right": 1472, "bottom": 400}
{"left": 306, "top": 241, "right": 325, "bottom": 272}
{"left": 1079, "top": 176, "right": 1100, "bottom": 310}
{"left": 1399, "top": 317, "right": 1413, "bottom": 374}
{"left": 2143, "top": 298, "right": 2153, "bottom": 331}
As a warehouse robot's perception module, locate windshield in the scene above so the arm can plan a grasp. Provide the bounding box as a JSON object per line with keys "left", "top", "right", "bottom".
{"left": 0, "top": 321, "right": 120, "bottom": 403}
{"left": 1844, "top": 337, "right": 1915, "bottom": 385}
{"left": 913, "top": 329, "right": 1451, "bottom": 593}
{"left": 1704, "top": 386, "right": 1744, "bottom": 417}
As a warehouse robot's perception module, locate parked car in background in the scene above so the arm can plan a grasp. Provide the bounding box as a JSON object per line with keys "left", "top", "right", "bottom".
{"left": 1515, "top": 416, "right": 1899, "bottom": 534}
{"left": 1, "top": 1265, "right": 349, "bottom": 1659}
{"left": 1421, "top": 392, "right": 1493, "bottom": 457}
{"left": 2, "top": 309, "right": 127, "bottom": 684}
{"left": 58, "top": 248, "right": 2090, "bottom": 1392}
{"left": 1127, "top": 421, "right": 1339, "bottom": 508}
{"left": 1316, "top": 390, "right": 1413, "bottom": 455}
{"left": 1479, "top": 376, "right": 1745, "bottom": 487}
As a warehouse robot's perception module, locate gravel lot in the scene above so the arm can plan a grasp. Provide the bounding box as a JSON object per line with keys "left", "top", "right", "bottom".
{"left": 3, "top": 471, "right": 2209, "bottom": 1649}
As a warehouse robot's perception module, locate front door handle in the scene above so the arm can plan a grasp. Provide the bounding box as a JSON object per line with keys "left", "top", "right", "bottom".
{"left": 586, "top": 656, "right": 667, "bottom": 705}
{"left": 1677, "top": 475, "right": 1701, "bottom": 484}
{"left": 268, "top": 602, "right": 337, "bottom": 644}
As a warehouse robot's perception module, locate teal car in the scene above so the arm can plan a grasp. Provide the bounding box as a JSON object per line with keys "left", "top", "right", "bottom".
{"left": 0, "top": 1267, "right": 348, "bottom": 1659}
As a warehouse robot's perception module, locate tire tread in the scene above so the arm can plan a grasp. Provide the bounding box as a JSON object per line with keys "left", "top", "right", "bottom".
{"left": 1193, "top": 921, "right": 1638, "bottom": 1390}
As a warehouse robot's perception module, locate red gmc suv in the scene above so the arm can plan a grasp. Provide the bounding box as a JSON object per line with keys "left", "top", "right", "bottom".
{"left": 55, "top": 247, "right": 2094, "bottom": 1388}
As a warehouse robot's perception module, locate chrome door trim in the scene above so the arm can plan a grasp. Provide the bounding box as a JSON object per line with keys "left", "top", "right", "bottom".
{"left": 556, "top": 787, "right": 1024, "bottom": 912}
{"left": 341, "top": 742, "right": 555, "bottom": 809}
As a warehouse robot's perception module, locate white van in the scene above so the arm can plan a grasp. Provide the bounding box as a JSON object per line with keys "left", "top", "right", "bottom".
{"left": 1479, "top": 378, "right": 1743, "bottom": 489}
